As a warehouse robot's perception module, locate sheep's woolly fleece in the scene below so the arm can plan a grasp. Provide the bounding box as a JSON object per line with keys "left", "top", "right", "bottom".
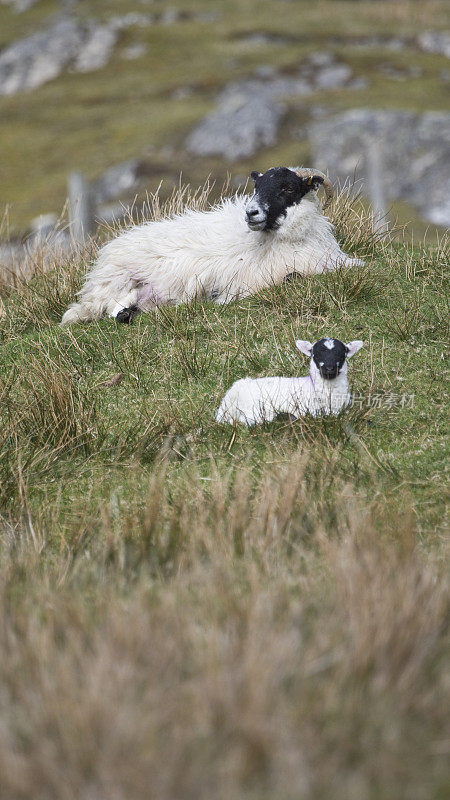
{"left": 61, "top": 172, "right": 362, "bottom": 326}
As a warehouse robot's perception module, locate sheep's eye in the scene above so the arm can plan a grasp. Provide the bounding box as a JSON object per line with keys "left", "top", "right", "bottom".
{"left": 280, "top": 187, "right": 294, "bottom": 197}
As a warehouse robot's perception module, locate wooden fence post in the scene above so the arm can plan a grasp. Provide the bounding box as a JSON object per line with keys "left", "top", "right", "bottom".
{"left": 365, "top": 139, "right": 389, "bottom": 233}
{"left": 68, "top": 171, "right": 95, "bottom": 243}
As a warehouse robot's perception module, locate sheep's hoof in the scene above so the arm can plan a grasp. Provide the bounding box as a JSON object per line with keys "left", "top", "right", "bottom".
{"left": 116, "top": 305, "right": 140, "bottom": 324}
{"left": 284, "top": 272, "right": 302, "bottom": 284}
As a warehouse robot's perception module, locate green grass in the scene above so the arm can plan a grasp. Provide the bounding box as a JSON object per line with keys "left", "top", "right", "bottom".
{"left": 1, "top": 0, "right": 449, "bottom": 232}
{"left": 0, "top": 185, "right": 449, "bottom": 798}
{"left": 1, "top": 187, "right": 448, "bottom": 532}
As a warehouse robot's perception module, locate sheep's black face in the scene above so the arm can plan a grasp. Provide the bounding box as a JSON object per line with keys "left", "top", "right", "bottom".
{"left": 245, "top": 167, "right": 324, "bottom": 232}
{"left": 312, "top": 338, "right": 348, "bottom": 380}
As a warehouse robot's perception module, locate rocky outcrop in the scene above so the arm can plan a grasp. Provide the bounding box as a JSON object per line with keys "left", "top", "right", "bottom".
{"left": 310, "top": 109, "right": 450, "bottom": 227}
{"left": 0, "top": 16, "right": 120, "bottom": 94}
{"left": 186, "top": 54, "right": 359, "bottom": 161}
{"left": 417, "top": 31, "right": 450, "bottom": 59}
{"left": 93, "top": 160, "right": 150, "bottom": 204}
{"left": 186, "top": 82, "right": 285, "bottom": 161}
{"left": 0, "top": 18, "right": 85, "bottom": 94}
{"left": 0, "top": 6, "right": 223, "bottom": 96}
{"left": 73, "top": 23, "right": 118, "bottom": 74}
{"left": 1, "top": 0, "right": 40, "bottom": 11}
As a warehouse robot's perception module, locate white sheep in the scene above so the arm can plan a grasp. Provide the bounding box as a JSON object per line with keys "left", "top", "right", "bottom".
{"left": 215, "top": 337, "right": 364, "bottom": 426}
{"left": 61, "top": 166, "right": 363, "bottom": 326}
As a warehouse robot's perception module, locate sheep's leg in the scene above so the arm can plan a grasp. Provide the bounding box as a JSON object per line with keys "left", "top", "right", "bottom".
{"left": 139, "top": 284, "right": 175, "bottom": 309}
{"left": 106, "top": 289, "right": 139, "bottom": 318}
{"left": 61, "top": 301, "right": 101, "bottom": 327}
{"left": 114, "top": 285, "right": 174, "bottom": 323}
{"left": 115, "top": 305, "right": 141, "bottom": 324}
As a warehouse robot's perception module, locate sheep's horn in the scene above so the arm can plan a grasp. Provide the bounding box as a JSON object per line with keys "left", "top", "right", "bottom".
{"left": 294, "top": 167, "right": 334, "bottom": 209}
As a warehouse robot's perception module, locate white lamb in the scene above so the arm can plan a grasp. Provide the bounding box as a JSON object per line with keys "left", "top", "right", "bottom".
{"left": 216, "top": 337, "right": 364, "bottom": 426}
{"left": 61, "top": 166, "right": 363, "bottom": 326}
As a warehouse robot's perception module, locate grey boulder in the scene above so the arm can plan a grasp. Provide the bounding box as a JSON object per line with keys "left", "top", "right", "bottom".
{"left": 0, "top": 15, "right": 126, "bottom": 95}
{"left": 186, "top": 82, "right": 286, "bottom": 161}
{"left": 310, "top": 109, "right": 450, "bottom": 227}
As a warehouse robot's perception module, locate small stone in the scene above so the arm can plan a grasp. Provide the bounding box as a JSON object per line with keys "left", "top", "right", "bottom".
{"left": 74, "top": 24, "right": 117, "bottom": 73}
{"left": 160, "top": 8, "right": 182, "bottom": 25}
{"left": 307, "top": 51, "right": 335, "bottom": 68}
{"left": 349, "top": 77, "right": 369, "bottom": 90}
{"left": 172, "top": 86, "right": 194, "bottom": 100}
{"left": 186, "top": 57, "right": 354, "bottom": 161}
{"left": 254, "top": 64, "right": 277, "bottom": 79}
{"left": 121, "top": 43, "right": 148, "bottom": 61}
{"left": 417, "top": 31, "right": 450, "bottom": 58}
{"left": 315, "top": 64, "right": 352, "bottom": 89}
{"left": 110, "top": 13, "right": 153, "bottom": 30}
{"left": 0, "top": 0, "right": 39, "bottom": 11}
{"left": 0, "top": 12, "right": 154, "bottom": 96}
{"left": 93, "top": 160, "right": 148, "bottom": 204}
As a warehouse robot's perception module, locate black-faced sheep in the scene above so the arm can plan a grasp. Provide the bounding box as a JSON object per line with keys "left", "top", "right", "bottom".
{"left": 61, "top": 167, "right": 362, "bottom": 326}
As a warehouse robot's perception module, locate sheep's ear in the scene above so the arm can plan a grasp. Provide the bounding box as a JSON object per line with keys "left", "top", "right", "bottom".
{"left": 251, "top": 171, "right": 262, "bottom": 181}
{"left": 296, "top": 340, "right": 313, "bottom": 357}
{"left": 304, "top": 174, "right": 325, "bottom": 191}
{"left": 345, "top": 340, "right": 364, "bottom": 358}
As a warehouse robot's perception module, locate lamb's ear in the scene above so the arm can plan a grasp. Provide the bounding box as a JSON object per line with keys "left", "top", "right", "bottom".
{"left": 251, "top": 171, "right": 262, "bottom": 181}
{"left": 296, "top": 340, "right": 313, "bottom": 357}
{"left": 345, "top": 340, "right": 364, "bottom": 358}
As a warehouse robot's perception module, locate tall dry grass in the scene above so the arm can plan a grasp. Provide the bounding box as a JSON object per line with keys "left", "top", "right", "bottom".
{"left": 0, "top": 460, "right": 448, "bottom": 800}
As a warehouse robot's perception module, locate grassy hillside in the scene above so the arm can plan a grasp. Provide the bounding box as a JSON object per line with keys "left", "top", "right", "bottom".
{"left": 1, "top": 0, "right": 449, "bottom": 234}
{"left": 0, "top": 185, "right": 448, "bottom": 798}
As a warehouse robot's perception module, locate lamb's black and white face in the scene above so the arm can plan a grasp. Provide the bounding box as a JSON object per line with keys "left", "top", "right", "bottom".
{"left": 312, "top": 338, "right": 349, "bottom": 380}
{"left": 296, "top": 337, "right": 364, "bottom": 380}
{"left": 245, "top": 167, "right": 324, "bottom": 232}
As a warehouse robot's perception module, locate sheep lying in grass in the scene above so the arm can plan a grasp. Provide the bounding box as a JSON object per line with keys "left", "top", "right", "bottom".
{"left": 61, "top": 167, "right": 363, "bottom": 326}
{"left": 216, "top": 337, "right": 364, "bottom": 426}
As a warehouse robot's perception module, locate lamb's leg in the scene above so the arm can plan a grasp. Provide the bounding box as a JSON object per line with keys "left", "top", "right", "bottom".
{"left": 211, "top": 285, "right": 251, "bottom": 304}
{"left": 283, "top": 272, "right": 302, "bottom": 284}
{"left": 211, "top": 291, "right": 229, "bottom": 305}
{"left": 275, "top": 411, "right": 298, "bottom": 422}
{"left": 323, "top": 252, "right": 365, "bottom": 271}
{"left": 342, "top": 256, "right": 365, "bottom": 268}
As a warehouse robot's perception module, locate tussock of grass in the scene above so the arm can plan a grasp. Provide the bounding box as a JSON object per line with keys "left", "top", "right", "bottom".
{"left": 0, "top": 476, "right": 448, "bottom": 800}
{"left": 0, "top": 181, "right": 448, "bottom": 798}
